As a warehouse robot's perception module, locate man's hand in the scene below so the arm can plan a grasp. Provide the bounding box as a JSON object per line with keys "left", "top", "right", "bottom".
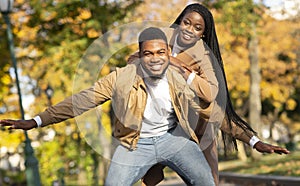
{"left": 254, "top": 141, "right": 290, "bottom": 155}
{"left": 0, "top": 119, "right": 37, "bottom": 130}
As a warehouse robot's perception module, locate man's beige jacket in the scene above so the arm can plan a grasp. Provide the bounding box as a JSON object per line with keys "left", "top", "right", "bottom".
{"left": 38, "top": 62, "right": 213, "bottom": 150}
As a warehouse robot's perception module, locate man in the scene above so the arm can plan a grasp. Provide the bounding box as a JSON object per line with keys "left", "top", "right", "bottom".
{"left": 0, "top": 27, "right": 215, "bottom": 186}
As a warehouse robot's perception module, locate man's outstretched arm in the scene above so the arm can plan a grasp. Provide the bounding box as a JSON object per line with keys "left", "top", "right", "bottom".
{"left": 0, "top": 71, "right": 118, "bottom": 131}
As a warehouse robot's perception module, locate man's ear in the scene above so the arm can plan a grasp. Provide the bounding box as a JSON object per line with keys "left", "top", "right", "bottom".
{"left": 138, "top": 51, "right": 142, "bottom": 58}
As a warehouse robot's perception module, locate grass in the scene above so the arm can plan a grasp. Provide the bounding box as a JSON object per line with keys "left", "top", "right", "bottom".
{"left": 159, "top": 150, "right": 300, "bottom": 185}
{"left": 219, "top": 150, "right": 300, "bottom": 177}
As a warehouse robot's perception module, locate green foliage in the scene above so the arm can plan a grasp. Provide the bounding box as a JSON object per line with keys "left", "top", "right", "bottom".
{"left": 213, "top": 0, "right": 300, "bottom": 132}
{"left": 37, "top": 140, "right": 65, "bottom": 184}
{"left": 1, "top": 0, "right": 142, "bottom": 184}
{"left": 216, "top": 0, "right": 261, "bottom": 38}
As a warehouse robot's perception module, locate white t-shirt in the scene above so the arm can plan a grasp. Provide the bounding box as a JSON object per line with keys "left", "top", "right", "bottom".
{"left": 140, "top": 71, "right": 177, "bottom": 138}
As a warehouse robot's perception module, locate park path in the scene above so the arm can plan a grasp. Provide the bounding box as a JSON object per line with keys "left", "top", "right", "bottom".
{"left": 158, "top": 173, "right": 238, "bottom": 186}
{"left": 158, "top": 172, "right": 300, "bottom": 186}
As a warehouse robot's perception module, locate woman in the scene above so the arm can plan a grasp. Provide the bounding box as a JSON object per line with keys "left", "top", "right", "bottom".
{"left": 140, "top": 3, "right": 289, "bottom": 186}
{"left": 167, "top": 4, "right": 255, "bottom": 184}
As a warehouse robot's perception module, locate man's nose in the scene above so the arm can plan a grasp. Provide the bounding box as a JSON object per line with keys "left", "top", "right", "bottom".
{"left": 150, "top": 54, "right": 160, "bottom": 62}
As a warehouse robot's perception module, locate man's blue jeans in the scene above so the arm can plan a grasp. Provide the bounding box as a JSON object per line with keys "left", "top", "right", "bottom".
{"left": 105, "top": 131, "right": 215, "bottom": 186}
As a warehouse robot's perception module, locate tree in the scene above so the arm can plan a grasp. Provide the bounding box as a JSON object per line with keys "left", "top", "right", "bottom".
{"left": 258, "top": 10, "right": 300, "bottom": 143}
{"left": 0, "top": 0, "right": 142, "bottom": 184}
{"left": 211, "top": 0, "right": 300, "bottom": 156}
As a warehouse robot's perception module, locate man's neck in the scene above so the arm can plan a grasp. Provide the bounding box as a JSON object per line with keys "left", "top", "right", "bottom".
{"left": 141, "top": 66, "right": 166, "bottom": 86}
{"left": 144, "top": 76, "right": 161, "bottom": 86}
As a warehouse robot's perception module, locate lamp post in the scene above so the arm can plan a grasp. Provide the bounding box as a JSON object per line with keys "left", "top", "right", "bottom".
{"left": 0, "top": 1, "right": 41, "bottom": 185}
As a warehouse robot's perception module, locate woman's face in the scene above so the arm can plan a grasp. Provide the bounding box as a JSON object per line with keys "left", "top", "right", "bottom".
{"left": 178, "top": 11, "right": 205, "bottom": 47}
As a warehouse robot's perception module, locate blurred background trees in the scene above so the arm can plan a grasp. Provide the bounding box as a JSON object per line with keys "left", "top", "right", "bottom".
{"left": 0, "top": 0, "right": 299, "bottom": 185}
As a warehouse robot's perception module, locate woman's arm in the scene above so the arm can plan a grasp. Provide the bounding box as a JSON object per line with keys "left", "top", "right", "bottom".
{"left": 170, "top": 54, "right": 218, "bottom": 103}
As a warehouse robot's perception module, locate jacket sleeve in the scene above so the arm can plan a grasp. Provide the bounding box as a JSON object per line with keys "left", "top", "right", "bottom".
{"left": 176, "top": 41, "right": 219, "bottom": 103}
{"left": 189, "top": 97, "right": 214, "bottom": 120}
{"left": 189, "top": 52, "right": 218, "bottom": 103}
{"left": 220, "top": 118, "right": 255, "bottom": 145}
{"left": 182, "top": 82, "right": 214, "bottom": 121}
{"left": 38, "top": 71, "right": 117, "bottom": 126}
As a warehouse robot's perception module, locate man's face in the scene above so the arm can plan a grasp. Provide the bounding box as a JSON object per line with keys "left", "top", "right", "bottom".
{"left": 140, "top": 39, "right": 170, "bottom": 78}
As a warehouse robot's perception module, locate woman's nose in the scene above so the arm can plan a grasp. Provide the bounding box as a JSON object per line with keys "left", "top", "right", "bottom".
{"left": 185, "top": 25, "right": 193, "bottom": 33}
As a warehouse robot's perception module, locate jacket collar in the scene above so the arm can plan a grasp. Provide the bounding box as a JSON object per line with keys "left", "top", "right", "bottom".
{"left": 132, "top": 61, "right": 146, "bottom": 90}
{"left": 166, "top": 66, "right": 187, "bottom": 92}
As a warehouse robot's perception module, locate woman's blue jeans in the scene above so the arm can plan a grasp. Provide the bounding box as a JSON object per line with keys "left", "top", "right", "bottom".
{"left": 105, "top": 130, "right": 215, "bottom": 186}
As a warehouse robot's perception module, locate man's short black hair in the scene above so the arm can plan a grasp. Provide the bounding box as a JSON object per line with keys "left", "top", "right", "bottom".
{"left": 138, "top": 27, "right": 168, "bottom": 51}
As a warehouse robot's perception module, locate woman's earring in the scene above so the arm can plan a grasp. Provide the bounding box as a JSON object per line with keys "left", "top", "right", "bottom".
{"left": 200, "top": 35, "right": 205, "bottom": 38}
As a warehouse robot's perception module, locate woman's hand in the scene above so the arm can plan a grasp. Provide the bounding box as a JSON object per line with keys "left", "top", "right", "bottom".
{"left": 170, "top": 56, "right": 193, "bottom": 80}
{"left": 254, "top": 141, "right": 290, "bottom": 155}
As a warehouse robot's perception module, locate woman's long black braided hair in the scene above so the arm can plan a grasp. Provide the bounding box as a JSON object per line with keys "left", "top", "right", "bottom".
{"left": 171, "top": 3, "right": 257, "bottom": 150}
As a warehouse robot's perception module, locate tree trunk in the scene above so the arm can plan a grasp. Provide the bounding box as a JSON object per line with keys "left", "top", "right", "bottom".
{"left": 91, "top": 151, "right": 99, "bottom": 186}
{"left": 269, "top": 108, "right": 279, "bottom": 140}
{"left": 75, "top": 132, "right": 88, "bottom": 185}
{"left": 248, "top": 23, "right": 262, "bottom": 160}
{"left": 237, "top": 141, "right": 248, "bottom": 161}
{"left": 97, "top": 112, "right": 112, "bottom": 185}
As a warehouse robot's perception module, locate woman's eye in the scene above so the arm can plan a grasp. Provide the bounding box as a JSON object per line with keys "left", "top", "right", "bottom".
{"left": 183, "top": 20, "right": 190, "bottom": 25}
{"left": 195, "top": 27, "right": 202, "bottom": 31}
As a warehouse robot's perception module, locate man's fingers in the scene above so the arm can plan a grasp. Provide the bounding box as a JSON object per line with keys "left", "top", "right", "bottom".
{"left": 0, "top": 120, "right": 22, "bottom": 129}
{"left": 0, "top": 119, "right": 14, "bottom": 126}
{"left": 0, "top": 119, "right": 34, "bottom": 130}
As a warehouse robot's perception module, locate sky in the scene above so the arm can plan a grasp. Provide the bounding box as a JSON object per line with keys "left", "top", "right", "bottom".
{"left": 254, "top": 0, "right": 299, "bottom": 20}
{"left": 261, "top": 0, "right": 283, "bottom": 7}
